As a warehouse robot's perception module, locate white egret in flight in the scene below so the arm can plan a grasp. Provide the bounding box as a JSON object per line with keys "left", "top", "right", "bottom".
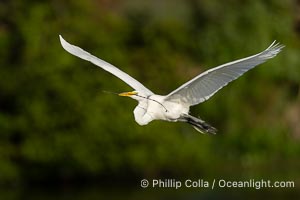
{"left": 59, "top": 35, "right": 284, "bottom": 134}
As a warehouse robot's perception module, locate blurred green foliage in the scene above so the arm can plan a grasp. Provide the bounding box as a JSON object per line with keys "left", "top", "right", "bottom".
{"left": 0, "top": 0, "right": 300, "bottom": 186}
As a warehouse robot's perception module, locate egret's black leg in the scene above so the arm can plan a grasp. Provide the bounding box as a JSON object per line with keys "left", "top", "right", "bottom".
{"left": 179, "top": 114, "right": 217, "bottom": 134}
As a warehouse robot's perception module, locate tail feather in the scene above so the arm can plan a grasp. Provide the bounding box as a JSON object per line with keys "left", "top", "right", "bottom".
{"left": 180, "top": 114, "right": 217, "bottom": 134}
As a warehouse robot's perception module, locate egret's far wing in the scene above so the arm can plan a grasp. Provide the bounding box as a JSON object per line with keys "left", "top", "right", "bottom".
{"left": 59, "top": 35, "right": 153, "bottom": 95}
{"left": 165, "top": 41, "right": 284, "bottom": 106}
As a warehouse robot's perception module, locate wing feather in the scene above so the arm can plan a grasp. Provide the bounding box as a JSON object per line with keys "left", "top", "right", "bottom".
{"left": 59, "top": 35, "right": 153, "bottom": 95}
{"left": 166, "top": 41, "right": 284, "bottom": 106}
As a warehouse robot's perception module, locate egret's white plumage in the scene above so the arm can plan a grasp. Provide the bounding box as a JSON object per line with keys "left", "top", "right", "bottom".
{"left": 59, "top": 36, "right": 153, "bottom": 96}
{"left": 59, "top": 35, "right": 284, "bottom": 134}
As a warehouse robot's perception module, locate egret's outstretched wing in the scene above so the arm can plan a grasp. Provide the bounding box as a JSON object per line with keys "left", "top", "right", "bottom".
{"left": 59, "top": 35, "right": 153, "bottom": 95}
{"left": 166, "top": 41, "right": 284, "bottom": 106}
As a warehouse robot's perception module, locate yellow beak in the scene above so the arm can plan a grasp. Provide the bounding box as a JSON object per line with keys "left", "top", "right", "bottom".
{"left": 118, "top": 91, "right": 138, "bottom": 97}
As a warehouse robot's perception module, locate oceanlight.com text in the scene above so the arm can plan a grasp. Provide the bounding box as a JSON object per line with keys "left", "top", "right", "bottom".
{"left": 140, "top": 179, "right": 295, "bottom": 190}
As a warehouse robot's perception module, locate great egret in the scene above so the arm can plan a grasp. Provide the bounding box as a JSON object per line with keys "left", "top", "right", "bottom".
{"left": 59, "top": 35, "right": 284, "bottom": 134}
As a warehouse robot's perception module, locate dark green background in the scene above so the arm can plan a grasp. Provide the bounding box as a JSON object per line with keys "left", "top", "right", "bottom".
{"left": 0, "top": 0, "right": 299, "bottom": 198}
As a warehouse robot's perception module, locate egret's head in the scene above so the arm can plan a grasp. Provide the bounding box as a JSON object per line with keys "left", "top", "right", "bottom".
{"left": 118, "top": 91, "right": 139, "bottom": 99}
